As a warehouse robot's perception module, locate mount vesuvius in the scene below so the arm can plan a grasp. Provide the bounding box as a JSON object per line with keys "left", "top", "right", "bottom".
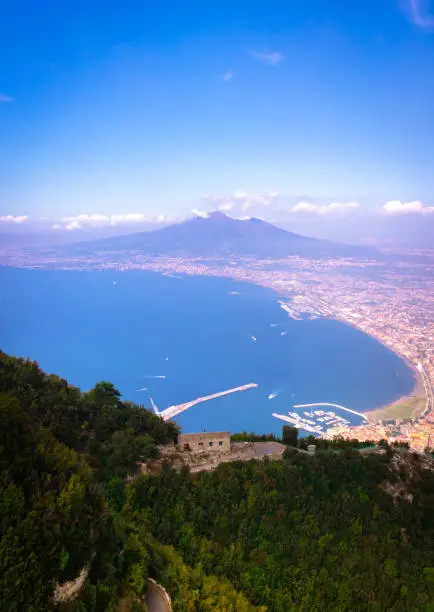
{"left": 64, "top": 212, "right": 376, "bottom": 260}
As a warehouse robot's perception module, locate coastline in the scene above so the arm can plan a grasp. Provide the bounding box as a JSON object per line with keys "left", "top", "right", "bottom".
{"left": 271, "top": 292, "right": 426, "bottom": 423}
{"left": 312, "top": 313, "right": 426, "bottom": 422}
{"left": 269, "top": 291, "right": 427, "bottom": 424}
{"left": 364, "top": 360, "right": 425, "bottom": 422}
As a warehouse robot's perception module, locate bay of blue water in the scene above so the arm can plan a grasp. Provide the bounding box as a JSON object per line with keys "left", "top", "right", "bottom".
{"left": 0, "top": 267, "right": 415, "bottom": 436}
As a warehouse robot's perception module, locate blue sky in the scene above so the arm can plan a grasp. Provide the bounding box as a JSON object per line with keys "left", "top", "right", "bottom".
{"left": 1, "top": 0, "right": 434, "bottom": 228}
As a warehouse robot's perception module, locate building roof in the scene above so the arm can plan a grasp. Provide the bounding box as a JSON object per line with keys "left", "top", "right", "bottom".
{"left": 179, "top": 431, "right": 230, "bottom": 439}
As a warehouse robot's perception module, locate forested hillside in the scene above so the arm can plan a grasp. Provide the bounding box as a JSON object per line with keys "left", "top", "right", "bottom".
{"left": 0, "top": 352, "right": 256, "bottom": 610}
{"left": 1, "top": 351, "right": 434, "bottom": 610}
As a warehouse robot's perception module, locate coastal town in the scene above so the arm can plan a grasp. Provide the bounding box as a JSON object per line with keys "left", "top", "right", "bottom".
{"left": 3, "top": 245, "right": 434, "bottom": 453}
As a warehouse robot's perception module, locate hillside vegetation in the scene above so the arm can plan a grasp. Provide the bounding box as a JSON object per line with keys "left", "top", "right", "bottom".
{"left": 1, "top": 350, "right": 434, "bottom": 610}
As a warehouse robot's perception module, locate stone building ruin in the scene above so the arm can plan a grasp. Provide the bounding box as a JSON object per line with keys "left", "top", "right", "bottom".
{"left": 178, "top": 431, "right": 231, "bottom": 453}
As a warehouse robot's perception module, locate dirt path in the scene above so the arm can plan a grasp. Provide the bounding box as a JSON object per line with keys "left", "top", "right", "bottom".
{"left": 145, "top": 580, "right": 172, "bottom": 612}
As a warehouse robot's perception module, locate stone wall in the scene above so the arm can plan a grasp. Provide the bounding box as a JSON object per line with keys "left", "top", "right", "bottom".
{"left": 142, "top": 441, "right": 287, "bottom": 475}
{"left": 178, "top": 431, "right": 231, "bottom": 453}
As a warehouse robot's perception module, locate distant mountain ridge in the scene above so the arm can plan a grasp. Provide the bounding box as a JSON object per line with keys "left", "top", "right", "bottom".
{"left": 67, "top": 211, "right": 376, "bottom": 259}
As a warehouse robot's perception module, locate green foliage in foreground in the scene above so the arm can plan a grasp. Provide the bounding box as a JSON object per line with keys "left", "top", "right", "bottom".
{"left": 129, "top": 451, "right": 434, "bottom": 610}
{"left": 231, "top": 432, "right": 279, "bottom": 443}
{"left": 1, "top": 350, "right": 434, "bottom": 610}
{"left": 0, "top": 351, "right": 257, "bottom": 610}
{"left": 0, "top": 352, "right": 178, "bottom": 480}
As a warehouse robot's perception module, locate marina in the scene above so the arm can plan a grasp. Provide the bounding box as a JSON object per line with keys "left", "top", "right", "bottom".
{"left": 273, "top": 402, "right": 368, "bottom": 435}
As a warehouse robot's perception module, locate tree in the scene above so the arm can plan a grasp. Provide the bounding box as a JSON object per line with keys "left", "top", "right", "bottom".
{"left": 282, "top": 425, "right": 298, "bottom": 447}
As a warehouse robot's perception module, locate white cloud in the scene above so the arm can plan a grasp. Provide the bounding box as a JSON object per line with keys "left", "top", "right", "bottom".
{"left": 292, "top": 201, "right": 359, "bottom": 215}
{"left": 325, "top": 202, "right": 359, "bottom": 214}
{"left": 110, "top": 213, "right": 148, "bottom": 224}
{"left": 382, "top": 200, "right": 434, "bottom": 214}
{"left": 234, "top": 190, "right": 249, "bottom": 199}
{"left": 0, "top": 215, "right": 28, "bottom": 223}
{"left": 218, "top": 202, "right": 233, "bottom": 212}
{"left": 0, "top": 93, "right": 14, "bottom": 103}
{"left": 249, "top": 50, "right": 284, "bottom": 66}
{"left": 62, "top": 214, "right": 109, "bottom": 228}
{"left": 65, "top": 221, "right": 82, "bottom": 231}
{"left": 191, "top": 208, "right": 209, "bottom": 218}
{"left": 202, "top": 190, "right": 289, "bottom": 218}
{"left": 222, "top": 70, "right": 233, "bottom": 82}
{"left": 291, "top": 202, "right": 319, "bottom": 215}
{"left": 201, "top": 192, "right": 363, "bottom": 221}
{"left": 408, "top": 0, "right": 434, "bottom": 28}
{"left": 61, "top": 212, "right": 153, "bottom": 230}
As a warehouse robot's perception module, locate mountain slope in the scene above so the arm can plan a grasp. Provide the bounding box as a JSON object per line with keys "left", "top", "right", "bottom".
{"left": 0, "top": 352, "right": 259, "bottom": 611}
{"left": 1, "top": 351, "right": 434, "bottom": 610}
{"left": 68, "top": 211, "right": 376, "bottom": 259}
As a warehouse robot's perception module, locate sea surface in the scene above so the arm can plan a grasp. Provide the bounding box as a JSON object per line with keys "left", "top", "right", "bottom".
{"left": 0, "top": 267, "right": 415, "bottom": 436}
